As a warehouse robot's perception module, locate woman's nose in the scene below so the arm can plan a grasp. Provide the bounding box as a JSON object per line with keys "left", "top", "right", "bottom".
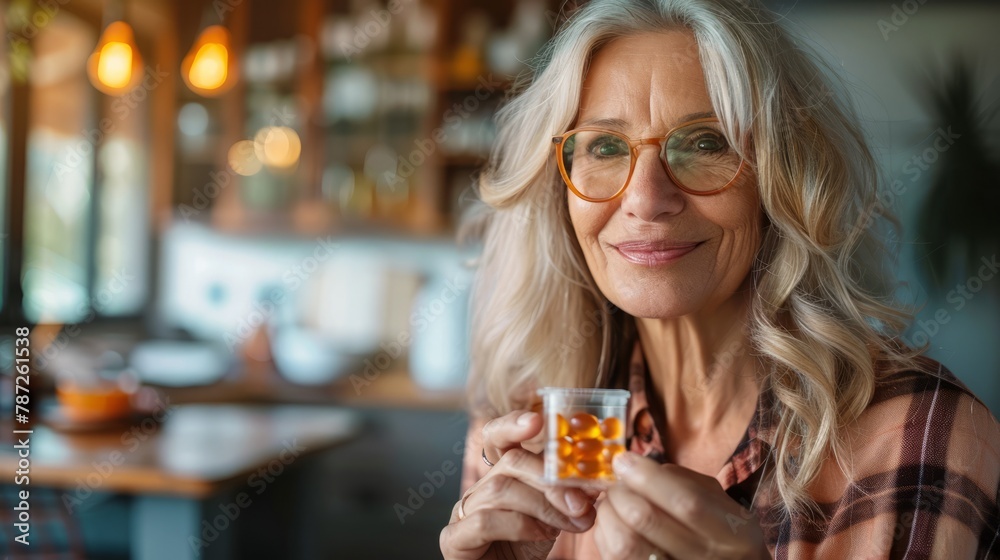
{"left": 618, "top": 146, "right": 685, "bottom": 221}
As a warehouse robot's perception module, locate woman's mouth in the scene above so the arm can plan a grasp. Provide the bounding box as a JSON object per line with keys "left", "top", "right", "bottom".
{"left": 611, "top": 240, "right": 703, "bottom": 266}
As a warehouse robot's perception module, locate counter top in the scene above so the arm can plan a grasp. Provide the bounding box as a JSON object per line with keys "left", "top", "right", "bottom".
{"left": 0, "top": 404, "right": 361, "bottom": 498}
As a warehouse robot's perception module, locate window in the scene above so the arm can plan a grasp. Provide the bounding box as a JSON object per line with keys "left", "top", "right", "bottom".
{"left": 17, "top": 9, "right": 149, "bottom": 323}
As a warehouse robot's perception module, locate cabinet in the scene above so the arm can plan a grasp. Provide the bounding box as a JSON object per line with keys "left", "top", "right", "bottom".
{"left": 174, "top": 0, "right": 565, "bottom": 236}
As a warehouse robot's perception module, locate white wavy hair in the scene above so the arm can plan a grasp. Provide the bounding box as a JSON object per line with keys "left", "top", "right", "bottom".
{"left": 464, "top": 0, "right": 921, "bottom": 514}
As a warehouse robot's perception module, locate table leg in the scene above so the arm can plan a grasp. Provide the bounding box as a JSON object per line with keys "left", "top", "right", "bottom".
{"left": 132, "top": 495, "right": 234, "bottom": 560}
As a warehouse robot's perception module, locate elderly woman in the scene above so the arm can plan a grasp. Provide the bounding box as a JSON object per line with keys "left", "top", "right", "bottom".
{"left": 440, "top": 0, "right": 1000, "bottom": 559}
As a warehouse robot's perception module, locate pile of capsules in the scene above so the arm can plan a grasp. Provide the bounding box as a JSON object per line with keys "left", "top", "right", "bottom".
{"left": 553, "top": 412, "right": 625, "bottom": 480}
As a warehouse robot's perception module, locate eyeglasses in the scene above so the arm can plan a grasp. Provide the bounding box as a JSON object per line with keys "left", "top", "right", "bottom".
{"left": 552, "top": 117, "right": 746, "bottom": 203}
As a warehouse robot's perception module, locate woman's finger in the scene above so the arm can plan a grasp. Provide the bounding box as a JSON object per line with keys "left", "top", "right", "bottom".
{"left": 593, "top": 497, "right": 662, "bottom": 560}
{"left": 464, "top": 475, "right": 595, "bottom": 533}
{"left": 604, "top": 483, "right": 702, "bottom": 558}
{"left": 611, "top": 452, "right": 767, "bottom": 556}
{"left": 612, "top": 452, "right": 730, "bottom": 534}
{"left": 440, "top": 509, "right": 558, "bottom": 560}
{"left": 486, "top": 447, "right": 598, "bottom": 520}
{"left": 481, "top": 410, "right": 544, "bottom": 461}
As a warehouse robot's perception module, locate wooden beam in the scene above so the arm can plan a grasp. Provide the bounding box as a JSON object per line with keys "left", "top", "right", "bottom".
{"left": 211, "top": 0, "right": 250, "bottom": 229}
{"left": 297, "top": 0, "right": 324, "bottom": 199}
{"left": 149, "top": 8, "right": 178, "bottom": 232}
{"left": 2, "top": 77, "right": 29, "bottom": 325}
{"left": 0, "top": 1, "right": 32, "bottom": 324}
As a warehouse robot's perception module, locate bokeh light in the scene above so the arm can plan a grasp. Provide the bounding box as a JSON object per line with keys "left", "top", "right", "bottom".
{"left": 87, "top": 21, "right": 143, "bottom": 95}
{"left": 253, "top": 126, "right": 301, "bottom": 169}
{"left": 96, "top": 42, "right": 133, "bottom": 89}
{"left": 182, "top": 25, "right": 236, "bottom": 96}
{"left": 178, "top": 103, "right": 209, "bottom": 136}
{"left": 228, "top": 140, "right": 263, "bottom": 176}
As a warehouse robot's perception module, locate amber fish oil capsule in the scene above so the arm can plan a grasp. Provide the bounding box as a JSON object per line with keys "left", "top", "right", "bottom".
{"left": 538, "top": 387, "right": 630, "bottom": 487}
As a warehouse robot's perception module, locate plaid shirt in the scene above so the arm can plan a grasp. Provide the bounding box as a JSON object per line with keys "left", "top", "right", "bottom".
{"left": 460, "top": 352, "right": 1000, "bottom": 559}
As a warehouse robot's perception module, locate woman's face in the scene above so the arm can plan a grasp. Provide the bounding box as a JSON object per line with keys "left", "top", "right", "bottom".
{"left": 567, "top": 31, "right": 762, "bottom": 319}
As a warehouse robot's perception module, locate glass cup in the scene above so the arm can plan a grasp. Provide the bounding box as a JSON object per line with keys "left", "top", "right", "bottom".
{"left": 537, "top": 387, "right": 631, "bottom": 487}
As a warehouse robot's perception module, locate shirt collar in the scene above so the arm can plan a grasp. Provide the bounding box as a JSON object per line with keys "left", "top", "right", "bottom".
{"left": 628, "top": 340, "right": 775, "bottom": 490}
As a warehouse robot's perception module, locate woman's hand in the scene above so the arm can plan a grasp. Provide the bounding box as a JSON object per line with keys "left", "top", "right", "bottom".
{"left": 440, "top": 410, "right": 597, "bottom": 560}
{"left": 594, "top": 452, "right": 770, "bottom": 560}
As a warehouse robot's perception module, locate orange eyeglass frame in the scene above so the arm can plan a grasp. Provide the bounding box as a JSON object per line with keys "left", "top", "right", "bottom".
{"left": 551, "top": 117, "right": 748, "bottom": 203}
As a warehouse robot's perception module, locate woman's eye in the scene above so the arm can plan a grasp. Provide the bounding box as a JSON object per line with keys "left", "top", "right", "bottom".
{"left": 589, "top": 136, "right": 628, "bottom": 157}
{"left": 693, "top": 134, "right": 727, "bottom": 152}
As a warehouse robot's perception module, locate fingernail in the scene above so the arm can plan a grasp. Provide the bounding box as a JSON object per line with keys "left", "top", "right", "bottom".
{"left": 564, "top": 491, "right": 585, "bottom": 514}
{"left": 517, "top": 412, "right": 537, "bottom": 426}
{"left": 570, "top": 515, "right": 592, "bottom": 530}
{"left": 612, "top": 451, "right": 638, "bottom": 475}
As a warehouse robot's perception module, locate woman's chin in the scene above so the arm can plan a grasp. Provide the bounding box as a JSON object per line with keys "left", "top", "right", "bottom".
{"left": 598, "top": 265, "right": 739, "bottom": 319}
{"left": 605, "top": 289, "right": 703, "bottom": 320}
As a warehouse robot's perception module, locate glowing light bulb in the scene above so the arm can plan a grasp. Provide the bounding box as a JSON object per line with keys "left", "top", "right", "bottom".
{"left": 182, "top": 25, "right": 236, "bottom": 96}
{"left": 189, "top": 43, "right": 228, "bottom": 90}
{"left": 97, "top": 42, "right": 132, "bottom": 88}
{"left": 87, "top": 22, "right": 143, "bottom": 95}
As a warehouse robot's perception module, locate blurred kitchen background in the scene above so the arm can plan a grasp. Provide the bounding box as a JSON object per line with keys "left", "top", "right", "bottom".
{"left": 0, "top": 0, "right": 997, "bottom": 558}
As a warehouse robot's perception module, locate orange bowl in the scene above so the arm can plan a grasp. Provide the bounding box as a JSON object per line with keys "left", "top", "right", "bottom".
{"left": 56, "top": 384, "right": 133, "bottom": 423}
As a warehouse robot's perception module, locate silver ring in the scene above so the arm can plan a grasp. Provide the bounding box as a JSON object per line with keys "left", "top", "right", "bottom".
{"left": 482, "top": 447, "right": 495, "bottom": 468}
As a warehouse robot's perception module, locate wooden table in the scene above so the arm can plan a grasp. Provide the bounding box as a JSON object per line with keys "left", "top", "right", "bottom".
{"left": 0, "top": 404, "right": 361, "bottom": 559}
